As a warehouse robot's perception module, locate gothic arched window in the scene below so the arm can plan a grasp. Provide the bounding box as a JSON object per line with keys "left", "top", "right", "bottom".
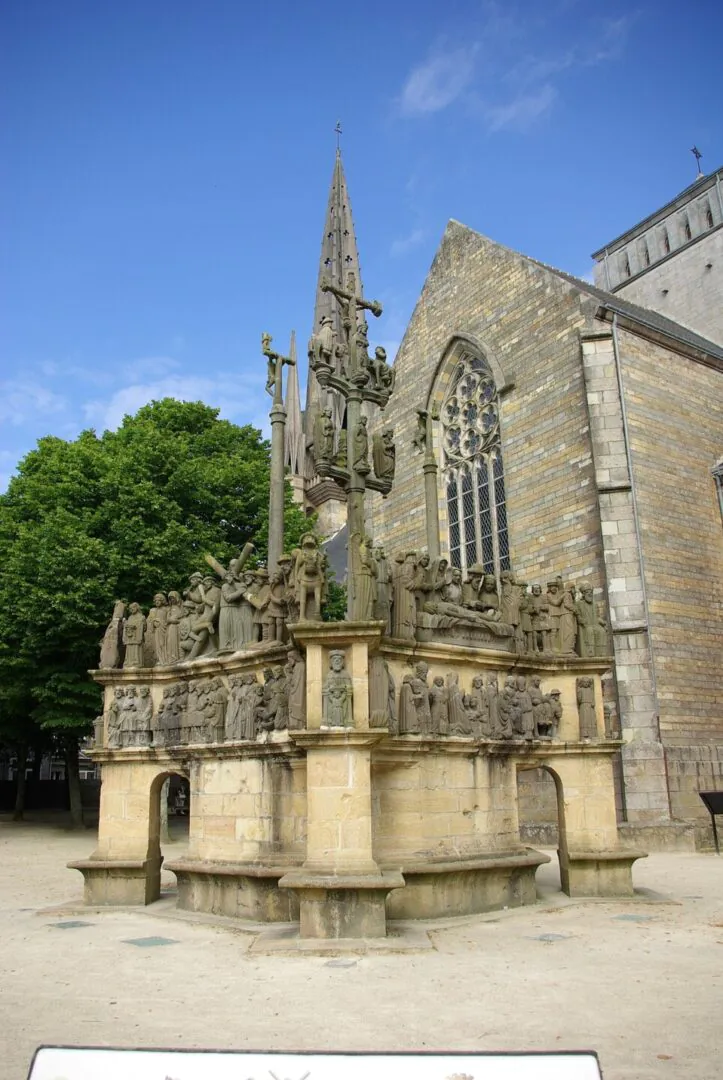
{"left": 441, "top": 353, "right": 511, "bottom": 578}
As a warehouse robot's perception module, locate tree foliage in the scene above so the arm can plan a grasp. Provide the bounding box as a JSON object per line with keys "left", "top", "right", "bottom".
{"left": 0, "top": 398, "right": 309, "bottom": 748}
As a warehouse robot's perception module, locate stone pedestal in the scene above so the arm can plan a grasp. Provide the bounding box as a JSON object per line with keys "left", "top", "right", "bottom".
{"left": 561, "top": 849, "right": 647, "bottom": 897}
{"left": 68, "top": 855, "right": 163, "bottom": 906}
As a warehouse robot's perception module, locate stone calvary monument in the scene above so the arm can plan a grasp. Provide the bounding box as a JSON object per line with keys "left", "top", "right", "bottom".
{"left": 72, "top": 191, "right": 644, "bottom": 941}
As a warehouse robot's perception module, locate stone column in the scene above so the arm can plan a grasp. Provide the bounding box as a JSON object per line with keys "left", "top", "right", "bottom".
{"left": 346, "top": 385, "right": 365, "bottom": 619}
{"left": 267, "top": 397, "right": 286, "bottom": 576}
{"left": 423, "top": 451, "right": 441, "bottom": 560}
{"left": 280, "top": 622, "right": 403, "bottom": 938}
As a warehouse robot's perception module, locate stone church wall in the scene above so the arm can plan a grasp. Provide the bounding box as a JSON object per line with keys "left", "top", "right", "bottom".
{"left": 618, "top": 329, "right": 723, "bottom": 824}
{"left": 371, "top": 223, "right": 609, "bottom": 596}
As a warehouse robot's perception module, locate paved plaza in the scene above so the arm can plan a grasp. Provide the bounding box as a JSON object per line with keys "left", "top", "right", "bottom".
{"left": 1, "top": 816, "right": 721, "bottom": 1080}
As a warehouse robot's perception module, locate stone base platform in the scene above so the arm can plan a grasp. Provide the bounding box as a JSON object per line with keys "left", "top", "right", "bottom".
{"left": 385, "top": 849, "right": 549, "bottom": 919}
{"left": 68, "top": 855, "right": 163, "bottom": 906}
{"left": 165, "top": 859, "right": 300, "bottom": 922}
{"left": 561, "top": 849, "right": 648, "bottom": 897}
{"left": 279, "top": 869, "right": 405, "bottom": 939}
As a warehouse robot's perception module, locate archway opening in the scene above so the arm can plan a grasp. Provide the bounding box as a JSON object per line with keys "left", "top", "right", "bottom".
{"left": 148, "top": 770, "right": 190, "bottom": 901}
{"left": 517, "top": 764, "right": 568, "bottom": 897}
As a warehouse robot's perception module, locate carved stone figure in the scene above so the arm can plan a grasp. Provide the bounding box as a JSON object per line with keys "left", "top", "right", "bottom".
{"left": 529, "top": 584, "right": 551, "bottom": 653}
{"left": 164, "top": 591, "right": 184, "bottom": 664}
{"left": 545, "top": 578, "right": 564, "bottom": 654}
{"left": 217, "top": 573, "right": 245, "bottom": 653}
{"left": 313, "top": 407, "right": 335, "bottom": 463}
{"left": 487, "top": 674, "right": 503, "bottom": 737}
{"left": 186, "top": 602, "right": 216, "bottom": 660}
{"left": 134, "top": 686, "right": 154, "bottom": 746}
{"left": 468, "top": 674, "right": 491, "bottom": 737}
{"left": 576, "top": 677, "right": 597, "bottom": 739}
{"left": 184, "top": 572, "right": 204, "bottom": 606}
{"left": 519, "top": 590, "right": 535, "bottom": 654}
{"left": 253, "top": 683, "right": 271, "bottom": 735}
{"left": 478, "top": 574, "right": 500, "bottom": 617}
{"left": 399, "top": 662, "right": 431, "bottom": 735}
{"left": 447, "top": 671, "right": 469, "bottom": 735}
{"left": 546, "top": 689, "right": 563, "bottom": 739}
{"left": 391, "top": 552, "right": 416, "bottom": 639}
{"left": 147, "top": 594, "right": 169, "bottom": 666}
{"left": 429, "top": 675, "right": 449, "bottom": 735}
{"left": 122, "top": 603, "right": 146, "bottom": 668}
{"left": 499, "top": 675, "right": 518, "bottom": 738}
{"left": 352, "top": 534, "right": 377, "bottom": 621}
{"left": 99, "top": 601, "right": 126, "bottom": 669}
{"left": 352, "top": 416, "right": 370, "bottom": 474}
{"left": 308, "top": 314, "right": 334, "bottom": 370}
{"left": 206, "top": 676, "right": 227, "bottom": 742}
{"left": 335, "top": 429, "right": 347, "bottom": 468}
{"left": 604, "top": 699, "right": 618, "bottom": 739}
{"left": 371, "top": 346, "right": 395, "bottom": 392}
{"left": 500, "top": 572, "right": 523, "bottom": 647}
{"left": 224, "top": 676, "right": 243, "bottom": 740}
{"left": 119, "top": 686, "right": 139, "bottom": 747}
{"left": 372, "top": 428, "right": 396, "bottom": 482}
{"left": 265, "top": 570, "right": 288, "bottom": 642}
{"left": 285, "top": 649, "right": 306, "bottom": 730}
{"left": 515, "top": 675, "right": 534, "bottom": 739}
{"left": 247, "top": 568, "right": 271, "bottom": 641}
{"left": 411, "top": 409, "right": 428, "bottom": 455}
{"left": 270, "top": 665, "right": 289, "bottom": 730}
{"left": 369, "top": 653, "right": 395, "bottom": 730}
{"left": 294, "top": 533, "right": 326, "bottom": 622}
{"left": 106, "top": 688, "right": 125, "bottom": 748}
{"left": 574, "top": 583, "right": 607, "bottom": 657}
{"left": 560, "top": 580, "right": 578, "bottom": 655}
{"left": 322, "top": 650, "right": 353, "bottom": 727}
{"left": 373, "top": 545, "right": 392, "bottom": 633}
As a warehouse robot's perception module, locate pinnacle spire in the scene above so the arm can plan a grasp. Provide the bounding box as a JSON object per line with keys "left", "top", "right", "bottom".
{"left": 283, "top": 330, "right": 304, "bottom": 475}
{"left": 303, "top": 147, "right": 365, "bottom": 470}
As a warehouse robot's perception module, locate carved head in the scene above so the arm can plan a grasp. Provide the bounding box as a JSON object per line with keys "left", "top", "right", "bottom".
{"left": 487, "top": 674, "right": 498, "bottom": 688}
{"left": 418, "top": 553, "right": 430, "bottom": 568}
{"left": 272, "top": 665, "right": 284, "bottom": 680}
{"left": 189, "top": 572, "right": 203, "bottom": 585}
{"left": 472, "top": 675, "right": 484, "bottom": 689}
{"left": 243, "top": 673, "right": 256, "bottom": 686}
{"left": 152, "top": 593, "right": 166, "bottom": 607}
{"left": 517, "top": 675, "right": 527, "bottom": 690}
{"left": 550, "top": 689, "right": 561, "bottom": 699}
{"left": 139, "top": 686, "right": 150, "bottom": 698}
{"left": 358, "top": 416, "right": 368, "bottom": 429}
{"left": 321, "top": 315, "right": 332, "bottom": 326}
{"left": 114, "top": 688, "right": 125, "bottom": 699}
{"left": 263, "top": 667, "right": 275, "bottom": 681}
{"left": 329, "top": 650, "right": 346, "bottom": 672}
{"left": 127, "top": 686, "right": 138, "bottom": 698}
{"left": 129, "top": 602, "right": 141, "bottom": 615}
{"left": 450, "top": 567, "right": 462, "bottom": 584}
{"left": 547, "top": 580, "right": 559, "bottom": 594}
{"left": 504, "top": 675, "right": 516, "bottom": 689}
{"left": 376, "top": 346, "right": 387, "bottom": 361}
{"left": 531, "top": 583, "right": 542, "bottom": 596}
{"left": 202, "top": 575, "right": 216, "bottom": 589}
{"left": 446, "top": 671, "right": 459, "bottom": 687}
{"left": 415, "top": 661, "right": 429, "bottom": 679}
{"left": 433, "top": 675, "right": 445, "bottom": 687}
{"left": 467, "top": 695, "right": 478, "bottom": 710}
{"left": 482, "top": 574, "right": 497, "bottom": 592}
{"left": 530, "top": 675, "right": 541, "bottom": 687}
{"left": 168, "top": 591, "right": 181, "bottom": 605}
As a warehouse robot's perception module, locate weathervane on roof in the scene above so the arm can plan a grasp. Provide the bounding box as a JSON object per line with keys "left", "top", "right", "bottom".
{"left": 335, "top": 120, "right": 342, "bottom": 152}
{"left": 690, "top": 145, "right": 703, "bottom": 178}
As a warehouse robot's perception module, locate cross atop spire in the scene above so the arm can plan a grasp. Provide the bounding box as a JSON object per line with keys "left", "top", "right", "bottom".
{"left": 301, "top": 144, "right": 365, "bottom": 469}
{"left": 335, "top": 120, "right": 342, "bottom": 152}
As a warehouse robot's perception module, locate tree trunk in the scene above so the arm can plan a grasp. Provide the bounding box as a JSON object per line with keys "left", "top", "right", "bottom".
{"left": 12, "top": 745, "right": 28, "bottom": 821}
{"left": 160, "top": 778, "right": 170, "bottom": 843}
{"left": 65, "top": 741, "right": 84, "bottom": 829}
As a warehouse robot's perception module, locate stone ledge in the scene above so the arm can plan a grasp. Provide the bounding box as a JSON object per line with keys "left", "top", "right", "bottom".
{"left": 165, "top": 859, "right": 301, "bottom": 879}
{"left": 278, "top": 869, "right": 405, "bottom": 892}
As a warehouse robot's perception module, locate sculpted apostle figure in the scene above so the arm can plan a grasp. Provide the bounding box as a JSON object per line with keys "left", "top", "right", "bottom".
{"left": 372, "top": 428, "right": 396, "bottom": 482}
{"left": 285, "top": 649, "right": 306, "bottom": 731}
{"left": 99, "top": 600, "right": 126, "bottom": 669}
{"left": 165, "top": 591, "right": 184, "bottom": 665}
{"left": 148, "top": 593, "right": 169, "bottom": 666}
{"left": 352, "top": 416, "right": 370, "bottom": 474}
{"left": 322, "top": 651, "right": 353, "bottom": 728}
{"left": 308, "top": 314, "right": 334, "bottom": 370}
{"left": 122, "top": 603, "right": 146, "bottom": 668}
{"left": 574, "top": 582, "right": 607, "bottom": 657}
{"left": 313, "top": 407, "right": 334, "bottom": 463}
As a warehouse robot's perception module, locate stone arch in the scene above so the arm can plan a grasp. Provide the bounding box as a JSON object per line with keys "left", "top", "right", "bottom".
{"left": 425, "top": 332, "right": 514, "bottom": 416}
{"left": 517, "top": 761, "right": 569, "bottom": 894}
{"left": 147, "top": 766, "right": 191, "bottom": 902}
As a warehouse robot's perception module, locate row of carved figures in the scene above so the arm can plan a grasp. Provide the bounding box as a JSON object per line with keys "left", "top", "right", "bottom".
{"left": 383, "top": 554, "right": 608, "bottom": 656}
{"left": 95, "top": 654, "right": 604, "bottom": 751}
{"left": 99, "top": 533, "right": 329, "bottom": 669}
{"left": 99, "top": 651, "right": 307, "bottom": 749}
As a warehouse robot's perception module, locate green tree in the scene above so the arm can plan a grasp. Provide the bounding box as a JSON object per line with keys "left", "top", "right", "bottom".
{"left": 0, "top": 398, "right": 309, "bottom": 824}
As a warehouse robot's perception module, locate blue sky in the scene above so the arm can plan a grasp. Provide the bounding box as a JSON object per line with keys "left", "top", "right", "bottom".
{"left": 1, "top": 0, "right": 721, "bottom": 491}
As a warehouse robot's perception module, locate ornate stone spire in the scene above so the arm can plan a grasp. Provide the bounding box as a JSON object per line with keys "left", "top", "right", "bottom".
{"left": 283, "top": 330, "right": 304, "bottom": 476}
{"left": 304, "top": 147, "right": 365, "bottom": 453}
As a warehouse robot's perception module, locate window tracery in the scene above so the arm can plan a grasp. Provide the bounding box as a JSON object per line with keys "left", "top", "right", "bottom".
{"left": 440, "top": 353, "right": 511, "bottom": 578}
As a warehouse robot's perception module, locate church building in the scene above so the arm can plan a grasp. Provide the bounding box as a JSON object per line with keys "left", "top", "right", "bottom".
{"left": 285, "top": 153, "right": 723, "bottom": 849}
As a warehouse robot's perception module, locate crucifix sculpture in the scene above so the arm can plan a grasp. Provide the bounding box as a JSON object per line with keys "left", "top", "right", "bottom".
{"left": 303, "top": 270, "right": 397, "bottom": 619}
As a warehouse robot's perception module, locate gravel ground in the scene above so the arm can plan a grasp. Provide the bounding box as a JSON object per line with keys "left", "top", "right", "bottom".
{"left": 1, "top": 815, "right": 721, "bottom": 1080}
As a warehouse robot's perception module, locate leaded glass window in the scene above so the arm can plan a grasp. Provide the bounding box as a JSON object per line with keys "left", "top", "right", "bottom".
{"left": 441, "top": 353, "right": 511, "bottom": 579}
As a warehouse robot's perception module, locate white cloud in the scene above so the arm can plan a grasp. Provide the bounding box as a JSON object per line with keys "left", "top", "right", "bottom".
{"left": 399, "top": 47, "right": 477, "bottom": 116}
{"left": 0, "top": 380, "right": 67, "bottom": 426}
{"left": 83, "top": 373, "right": 271, "bottom": 436}
{"left": 484, "top": 84, "right": 558, "bottom": 132}
{"left": 397, "top": 10, "right": 632, "bottom": 133}
{"left": 390, "top": 228, "right": 426, "bottom": 258}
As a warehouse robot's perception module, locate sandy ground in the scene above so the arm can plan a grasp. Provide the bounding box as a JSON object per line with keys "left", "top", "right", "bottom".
{"left": 1, "top": 815, "right": 722, "bottom": 1080}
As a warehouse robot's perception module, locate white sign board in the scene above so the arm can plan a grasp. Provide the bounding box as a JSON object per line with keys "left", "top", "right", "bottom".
{"left": 28, "top": 1048, "right": 603, "bottom": 1080}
